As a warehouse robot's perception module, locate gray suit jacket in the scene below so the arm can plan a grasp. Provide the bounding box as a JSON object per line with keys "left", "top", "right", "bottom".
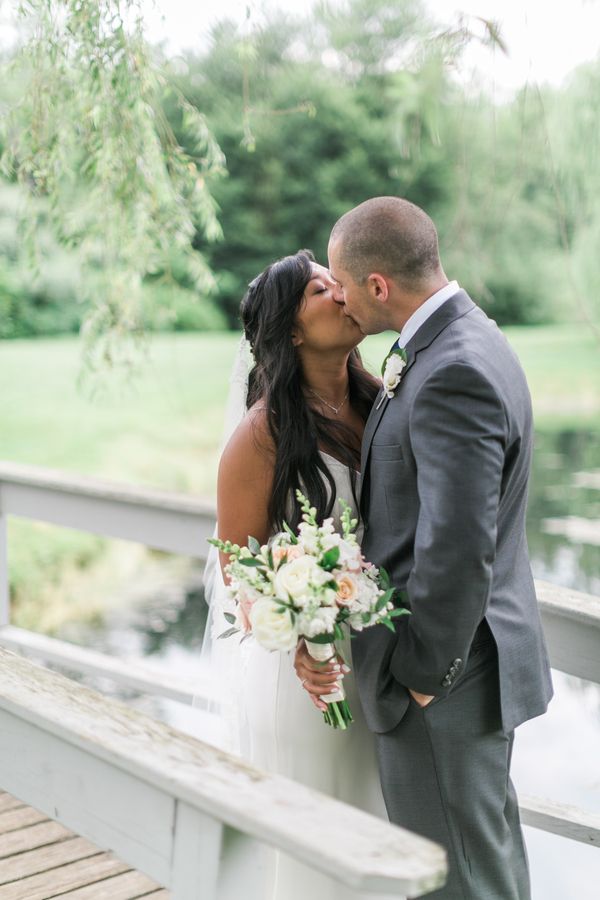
{"left": 353, "top": 290, "right": 554, "bottom": 735}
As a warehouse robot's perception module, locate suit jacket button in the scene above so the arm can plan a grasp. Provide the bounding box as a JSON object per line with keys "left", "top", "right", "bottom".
{"left": 441, "top": 675, "right": 452, "bottom": 687}
{"left": 453, "top": 658, "right": 462, "bottom": 667}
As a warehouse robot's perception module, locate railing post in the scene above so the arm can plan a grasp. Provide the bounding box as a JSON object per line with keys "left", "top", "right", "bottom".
{"left": 170, "top": 800, "right": 224, "bottom": 900}
{"left": 0, "top": 509, "right": 9, "bottom": 626}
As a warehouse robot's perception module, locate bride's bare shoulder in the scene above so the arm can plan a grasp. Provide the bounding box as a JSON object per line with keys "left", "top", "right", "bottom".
{"left": 219, "top": 402, "right": 274, "bottom": 477}
{"left": 217, "top": 402, "right": 274, "bottom": 547}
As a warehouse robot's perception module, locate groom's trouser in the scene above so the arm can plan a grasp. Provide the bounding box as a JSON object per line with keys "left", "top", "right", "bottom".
{"left": 374, "top": 633, "right": 530, "bottom": 900}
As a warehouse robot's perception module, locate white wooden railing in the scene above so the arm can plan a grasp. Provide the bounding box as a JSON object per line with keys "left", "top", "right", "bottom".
{"left": 0, "top": 647, "right": 447, "bottom": 899}
{"left": 0, "top": 461, "right": 599, "bottom": 896}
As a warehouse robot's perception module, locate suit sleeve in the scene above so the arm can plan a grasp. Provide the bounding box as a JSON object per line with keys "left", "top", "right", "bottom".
{"left": 389, "top": 362, "right": 507, "bottom": 696}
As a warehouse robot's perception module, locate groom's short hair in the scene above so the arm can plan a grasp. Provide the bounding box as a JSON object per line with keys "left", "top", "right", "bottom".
{"left": 330, "top": 197, "right": 442, "bottom": 287}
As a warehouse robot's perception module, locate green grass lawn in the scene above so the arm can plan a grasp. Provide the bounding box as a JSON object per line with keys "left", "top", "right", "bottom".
{"left": 2, "top": 325, "right": 598, "bottom": 495}
{"left": 1, "top": 325, "right": 598, "bottom": 629}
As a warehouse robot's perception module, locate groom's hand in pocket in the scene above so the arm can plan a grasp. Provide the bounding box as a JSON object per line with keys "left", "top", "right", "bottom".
{"left": 294, "top": 639, "right": 350, "bottom": 712}
{"left": 408, "top": 688, "right": 436, "bottom": 708}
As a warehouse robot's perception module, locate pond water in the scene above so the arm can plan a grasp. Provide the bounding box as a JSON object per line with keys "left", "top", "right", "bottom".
{"left": 57, "top": 427, "right": 600, "bottom": 899}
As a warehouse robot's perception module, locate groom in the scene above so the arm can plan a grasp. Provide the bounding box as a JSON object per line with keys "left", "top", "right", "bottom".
{"left": 295, "top": 197, "right": 553, "bottom": 898}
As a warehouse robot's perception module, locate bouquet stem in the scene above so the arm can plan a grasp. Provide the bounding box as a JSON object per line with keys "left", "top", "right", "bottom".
{"left": 305, "top": 639, "right": 354, "bottom": 730}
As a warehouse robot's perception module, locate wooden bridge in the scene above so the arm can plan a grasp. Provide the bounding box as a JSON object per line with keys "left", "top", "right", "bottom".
{"left": 0, "top": 462, "right": 599, "bottom": 898}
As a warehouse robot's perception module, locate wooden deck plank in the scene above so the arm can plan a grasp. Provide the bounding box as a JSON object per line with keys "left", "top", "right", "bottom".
{"left": 0, "top": 793, "right": 167, "bottom": 899}
{"left": 0, "top": 807, "right": 47, "bottom": 835}
{"left": 0, "top": 821, "right": 72, "bottom": 859}
{"left": 0, "top": 854, "right": 130, "bottom": 900}
{"left": 0, "top": 836, "right": 101, "bottom": 884}
{"left": 0, "top": 797, "right": 24, "bottom": 815}
{"left": 56, "top": 870, "right": 168, "bottom": 899}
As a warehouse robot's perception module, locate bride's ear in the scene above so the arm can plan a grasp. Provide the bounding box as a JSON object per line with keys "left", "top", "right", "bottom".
{"left": 291, "top": 330, "right": 303, "bottom": 347}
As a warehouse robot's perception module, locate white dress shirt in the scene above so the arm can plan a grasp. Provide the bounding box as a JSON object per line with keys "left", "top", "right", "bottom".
{"left": 396, "top": 281, "right": 460, "bottom": 349}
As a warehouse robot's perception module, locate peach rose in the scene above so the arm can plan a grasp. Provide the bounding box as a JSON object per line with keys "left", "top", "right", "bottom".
{"left": 336, "top": 573, "right": 359, "bottom": 606}
{"left": 272, "top": 543, "right": 305, "bottom": 566}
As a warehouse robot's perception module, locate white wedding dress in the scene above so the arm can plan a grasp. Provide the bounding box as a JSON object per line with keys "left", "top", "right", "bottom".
{"left": 207, "top": 452, "right": 387, "bottom": 900}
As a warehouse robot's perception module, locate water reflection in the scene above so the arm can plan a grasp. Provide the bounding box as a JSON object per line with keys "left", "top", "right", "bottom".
{"left": 135, "top": 584, "right": 207, "bottom": 656}
{"left": 528, "top": 429, "right": 600, "bottom": 595}
{"left": 518, "top": 428, "right": 600, "bottom": 899}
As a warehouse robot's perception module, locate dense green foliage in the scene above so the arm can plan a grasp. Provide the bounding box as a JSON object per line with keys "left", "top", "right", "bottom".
{"left": 1, "top": 0, "right": 599, "bottom": 339}
{"left": 170, "top": 3, "right": 600, "bottom": 328}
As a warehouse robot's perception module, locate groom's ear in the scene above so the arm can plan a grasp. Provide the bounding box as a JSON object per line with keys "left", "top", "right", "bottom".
{"left": 368, "top": 273, "right": 389, "bottom": 304}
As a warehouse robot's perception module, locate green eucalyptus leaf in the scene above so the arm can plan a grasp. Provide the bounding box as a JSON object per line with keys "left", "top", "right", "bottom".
{"left": 218, "top": 627, "right": 239, "bottom": 640}
{"left": 247, "top": 535, "right": 261, "bottom": 555}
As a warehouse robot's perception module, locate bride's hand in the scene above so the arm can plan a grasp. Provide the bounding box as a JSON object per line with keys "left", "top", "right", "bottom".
{"left": 294, "top": 639, "right": 350, "bottom": 712}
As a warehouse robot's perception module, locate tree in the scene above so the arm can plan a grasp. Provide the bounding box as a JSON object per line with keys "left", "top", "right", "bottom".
{"left": 1, "top": 0, "right": 225, "bottom": 367}
{"left": 171, "top": 1, "right": 458, "bottom": 323}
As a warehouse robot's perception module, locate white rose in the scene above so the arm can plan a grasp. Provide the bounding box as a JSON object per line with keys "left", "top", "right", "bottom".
{"left": 249, "top": 599, "right": 298, "bottom": 651}
{"left": 382, "top": 353, "right": 407, "bottom": 397}
{"left": 274, "top": 555, "right": 329, "bottom": 604}
{"left": 386, "top": 354, "right": 406, "bottom": 376}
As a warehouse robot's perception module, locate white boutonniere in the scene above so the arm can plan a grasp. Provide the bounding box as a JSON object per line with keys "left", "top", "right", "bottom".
{"left": 376, "top": 347, "right": 408, "bottom": 410}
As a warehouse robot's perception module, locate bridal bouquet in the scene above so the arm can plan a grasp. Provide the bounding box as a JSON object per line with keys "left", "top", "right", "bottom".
{"left": 208, "top": 491, "right": 409, "bottom": 730}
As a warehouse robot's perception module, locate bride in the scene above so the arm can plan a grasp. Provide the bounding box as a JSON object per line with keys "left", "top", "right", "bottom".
{"left": 207, "top": 249, "right": 387, "bottom": 899}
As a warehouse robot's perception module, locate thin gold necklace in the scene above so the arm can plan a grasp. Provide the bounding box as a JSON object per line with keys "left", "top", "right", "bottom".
{"left": 307, "top": 387, "right": 349, "bottom": 415}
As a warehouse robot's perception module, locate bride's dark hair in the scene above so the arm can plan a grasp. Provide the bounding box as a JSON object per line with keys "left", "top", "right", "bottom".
{"left": 241, "top": 249, "right": 380, "bottom": 530}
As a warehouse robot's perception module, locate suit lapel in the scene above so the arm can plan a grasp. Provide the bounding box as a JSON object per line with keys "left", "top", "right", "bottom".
{"left": 361, "top": 290, "right": 475, "bottom": 477}
{"left": 360, "top": 388, "right": 388, "bottom": 473}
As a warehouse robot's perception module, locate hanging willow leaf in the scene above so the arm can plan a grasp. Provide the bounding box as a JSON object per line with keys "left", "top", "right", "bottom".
{"left": 1, "top": 0, "right": 224, "bottom": 377}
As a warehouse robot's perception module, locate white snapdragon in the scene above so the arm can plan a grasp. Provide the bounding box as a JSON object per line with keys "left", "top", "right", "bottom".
{"left": 298, "top": 604, "right": 338, "bottom": 638}
{"left": 297, "top": 521, "right": 320, "bottom": 555}
{"left": 336, "top": 538, "right": 363, "bottom": 570}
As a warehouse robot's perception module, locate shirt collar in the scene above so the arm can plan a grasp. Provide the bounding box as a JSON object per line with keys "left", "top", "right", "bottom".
{"left": 396, "top": 280, "right": 460, "bottom": 349}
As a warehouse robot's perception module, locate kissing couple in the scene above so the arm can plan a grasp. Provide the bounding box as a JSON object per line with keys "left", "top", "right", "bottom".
{"left": 208, "top": 196, "right": 554, "bottom": 899}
